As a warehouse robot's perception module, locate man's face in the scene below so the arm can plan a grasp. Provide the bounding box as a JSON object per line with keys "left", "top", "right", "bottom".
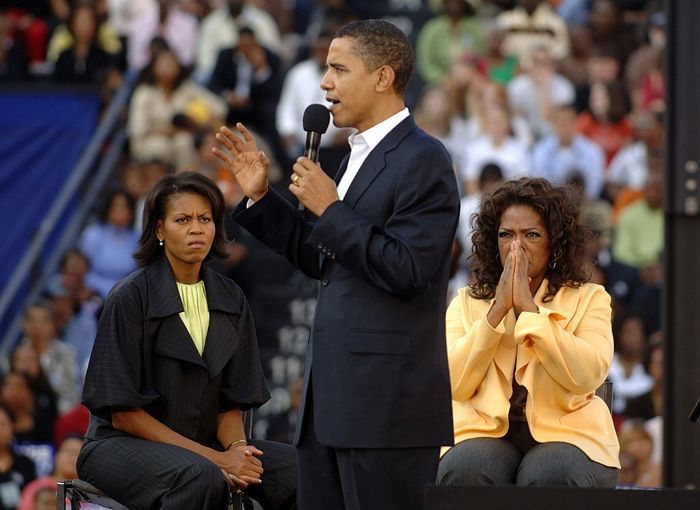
{"left": 321, "top": 37, "right": 383, "bottom": 133}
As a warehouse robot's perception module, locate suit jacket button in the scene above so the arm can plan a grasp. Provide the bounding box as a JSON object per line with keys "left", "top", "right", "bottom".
{"left": 321, "top": 277, "right": 329, "bottom": 286}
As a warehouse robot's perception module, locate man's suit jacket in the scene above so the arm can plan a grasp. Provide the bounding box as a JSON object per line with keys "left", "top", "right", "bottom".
{"left": 208, "top": 46, "right": 282, "bottom": 131}
{"left": 234, "top": 115, "right": 459, "bottom": 449}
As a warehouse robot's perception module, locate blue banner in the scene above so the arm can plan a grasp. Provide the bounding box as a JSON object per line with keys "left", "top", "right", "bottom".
{"left": 0, "top": 90, "right": 100, "bottom": 336}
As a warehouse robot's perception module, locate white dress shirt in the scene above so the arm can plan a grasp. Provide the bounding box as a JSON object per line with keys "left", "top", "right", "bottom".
{"left": 337, "top": 108, "right": 410, "bottom": 200}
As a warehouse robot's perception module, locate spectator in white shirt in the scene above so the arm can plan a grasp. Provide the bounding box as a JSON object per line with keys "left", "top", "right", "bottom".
{"left": 460, "top": 105, "right": 531, "bottom": 194}
{"left": 507, "top": 45, "right": 575, "bottom": 141}
{"left": 532, "top": 103, "right": 605, "bottom": 198}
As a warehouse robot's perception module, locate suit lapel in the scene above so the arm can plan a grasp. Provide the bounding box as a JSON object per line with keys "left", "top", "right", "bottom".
{"left": 334, "top": 154, "right": 350, "bottom": 184}
{"left": 342, "top": 116, "right": 416, "bottom": 209}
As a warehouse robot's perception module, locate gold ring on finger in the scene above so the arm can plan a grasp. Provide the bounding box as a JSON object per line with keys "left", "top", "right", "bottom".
{"left": 292, "top": 174, "right": 300, "bottom": 186}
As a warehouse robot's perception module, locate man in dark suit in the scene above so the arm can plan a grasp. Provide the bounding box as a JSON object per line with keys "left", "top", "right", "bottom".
{"left": 214, "top": 19, "right": 459, "bottom": 510}
{"left": 208, "top": 26, "right": 283, "bottom": 163}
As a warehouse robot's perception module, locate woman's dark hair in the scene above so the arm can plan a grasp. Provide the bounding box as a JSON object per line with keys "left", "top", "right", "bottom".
{"left": 468, "top": 177, "right": 591, "bottom": 302}
{"left": 335, "top": 19, "right": 414, "bottom": 95}
{"left": 592, "top": 80, "right": 630, "bottom": 124}
{"left": 133, "top": 171, "right": 228, "bottom": 266}
{"left": 99, "top": 188, "right": 136, "bottom": 223}
{"left": 138, "top": 46, "right": 188, "bottom": 88}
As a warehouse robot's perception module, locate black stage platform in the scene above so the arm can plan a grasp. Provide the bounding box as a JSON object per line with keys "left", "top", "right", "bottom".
{"left": 424, "top": 485, "right": 700, "bottom": 510}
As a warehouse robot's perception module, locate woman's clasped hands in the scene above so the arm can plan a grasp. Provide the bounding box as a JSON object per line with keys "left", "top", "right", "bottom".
{"left": 217, "top": 442, "right": 264, "bottom": 489}
{"left": 488, "top": 240, "right": 539, "bottom": 328}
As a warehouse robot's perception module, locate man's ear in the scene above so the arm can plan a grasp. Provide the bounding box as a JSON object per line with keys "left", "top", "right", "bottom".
{"left": 374, "top": 65, "right": 396, "bottom": 93}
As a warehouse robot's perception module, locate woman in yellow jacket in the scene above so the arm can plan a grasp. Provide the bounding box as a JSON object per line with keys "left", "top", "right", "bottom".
{"left": 438, "top": 177, "right": 620, "bottom": 486}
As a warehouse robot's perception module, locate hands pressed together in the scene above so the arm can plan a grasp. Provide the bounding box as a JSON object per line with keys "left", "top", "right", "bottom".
{"left": 213, "top": 122, "right": 340, "bottom": 216}
{"left": 487, "top": 240, "right": 539, "bottom": 328}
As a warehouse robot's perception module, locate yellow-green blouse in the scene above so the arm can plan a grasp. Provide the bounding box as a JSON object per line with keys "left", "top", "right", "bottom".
{"left": 176, "top": 281, "right": 209, "bottom": 355}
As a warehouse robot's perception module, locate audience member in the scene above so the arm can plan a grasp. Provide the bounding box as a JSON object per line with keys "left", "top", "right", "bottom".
{"left": 507, "top": 45, "right": 575, "bottom": 140}
{"left": 54, "top": 248, "right": 102, "bottom": 319}
{"left": 1, "top": 371, "right": 53, "bottom": 444}
{"left": 496, "top": 0, "right": 570, "bottom": 68}
{"left": 129, "top": 47, "right": 227, "bottom": 170}
{"left": 46, "top": 0, "right": 121, "bottom": 63}
{"left": 276, "top": 27, "right": 351, "bottom": 173}
{"left": 19, "top": 301, "right": 79, "bottom": 415}
{"left": 532, "top": 103, "right": 605, "bottom": 198}
{"left": 414, "top": 84, "right": 471, "bottom": 182}
{"left": 126, "top": 0, "right": 199, "bottom": 70}
{"left": 0, "top": 404, "right": 36, "bottom": 510}
{"left": 587, "top": 0, "right": 638, "bottom": 69}
{"left": 617, "top": 418, "right": 661, "bottom": 487}
{"left": 18, "top": 435, "right": 83, "bottom": 510}
{"left": 416, "top": 0, "right": 486, "bottom": 85}
{"left": 9, "top": 343, "right": 58, "bottom": 434}
{"left": 608, "top": 312, "right": 653, "bottom": 415}
{"left": 612, "top": 171, "right": 664, "bottom": 269}
{"left": 466, "top": 81, "right": 533, "bottom": 148}
{"left": 77, "top": 189, "right": 140, "bottom": 300}
{"left": 195, "top": 0, "right": 282, "bottom": 84}
{"left": 460, "top": 105, "right": 531, "bottom": 194}
{"left": 482, "top": 24, "right": 518, "bottom": 85}
{"left": 605, "top": 110, "right": 663, "bottom": 203}
{"left": 208, "top": 26, "right": 283, "bottom": 161}
{"left": 576, "top": 80, "right": 633, "bottom": 165}
{"left": 0, "top": 11, "right": 28, "bottom": 80}
{"left": 43, "top": 276, "right": 97, "bottom": 375}
{"left": 557, "top": 25, "right": 592, "bottom": 89}
{"left": 52, "top": 2, "right": 119, "bottom": 84}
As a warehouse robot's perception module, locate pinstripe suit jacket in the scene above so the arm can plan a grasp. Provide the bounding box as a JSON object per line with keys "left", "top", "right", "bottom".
{"left": 82, "top": 255, "right": 270, "bottom": 447}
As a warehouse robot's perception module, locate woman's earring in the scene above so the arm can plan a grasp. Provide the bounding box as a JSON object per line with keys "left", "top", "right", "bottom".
{"left": 159, "top": 239, "right": 164, "bottom": 247}
{"left": 548, "top": 259, "right": 556, "bottom": 270}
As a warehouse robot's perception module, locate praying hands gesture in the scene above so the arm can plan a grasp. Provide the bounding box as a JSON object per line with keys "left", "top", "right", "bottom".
{"left": 487, "top": 240, "right": 539, "bottom": 328}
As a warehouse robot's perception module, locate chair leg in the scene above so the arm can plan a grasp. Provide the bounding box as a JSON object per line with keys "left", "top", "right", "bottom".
{"left": 56, "top": 480, "right": 68, "bottom": 510}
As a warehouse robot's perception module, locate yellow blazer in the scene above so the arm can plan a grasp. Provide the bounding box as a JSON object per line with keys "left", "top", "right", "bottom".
{"left": 444, "top": 280, "right": 620, "bottom": 468}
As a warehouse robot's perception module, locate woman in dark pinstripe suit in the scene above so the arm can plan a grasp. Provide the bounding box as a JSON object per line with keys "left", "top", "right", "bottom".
{"left": 76, "top": 172, "right": 296, "bottom": 509}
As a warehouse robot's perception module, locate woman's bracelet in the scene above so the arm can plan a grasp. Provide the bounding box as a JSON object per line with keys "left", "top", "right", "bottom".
{"left": 226, "top": 439, "right": 248, "bottom": 451}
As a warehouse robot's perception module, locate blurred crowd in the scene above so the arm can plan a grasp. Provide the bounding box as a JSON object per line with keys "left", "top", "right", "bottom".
{"left": 0, "top": 0, "right": 667, "bottom": 505}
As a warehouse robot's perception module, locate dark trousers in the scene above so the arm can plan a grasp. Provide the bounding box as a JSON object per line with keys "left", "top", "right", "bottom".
{"left": 78, "top": 435, "right": 297, "bottom": 510}
{"left": 296, "top": 392, "right": 440, "bottom": 510}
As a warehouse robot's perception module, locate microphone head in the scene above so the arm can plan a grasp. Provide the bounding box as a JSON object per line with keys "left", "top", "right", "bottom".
{"left": 303, "top": 104, "right": 331, "bottom": 134}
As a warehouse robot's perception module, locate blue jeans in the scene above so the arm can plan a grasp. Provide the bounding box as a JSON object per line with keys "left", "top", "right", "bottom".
{"left": 437, "top": 421, "right": 618, "bottom": 487}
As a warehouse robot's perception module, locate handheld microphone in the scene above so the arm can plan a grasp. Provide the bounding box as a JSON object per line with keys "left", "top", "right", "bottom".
{"left": 302, "top": 104, "right": 331, "bottom": 163}
{"left": 298, "top": 104, "right": 331, "bottom": 212}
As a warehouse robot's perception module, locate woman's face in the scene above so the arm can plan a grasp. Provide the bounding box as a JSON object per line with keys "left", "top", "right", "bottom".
{"left": 72, "top": 7, "right": 97, "bottom": 44}
{"left": 153, "top": 51, "right": 181, "bottom": 86}
{"left": 1, "top": 373, "right": 33, "bottom": 411}
{"left": 497, "top": 205, "right": 551, "bottom": 284}
{"left": 589, "top": 82, "right": 610, "bottom": 118}
{"left": 619, "top": 317, "right": 646, "bottom": 358}
{"left": 157, "top": 192, "right": 216, "bottom": 269}
{"left": 107, "top": 193, "right": 134, "bottom": 229}
{"left": 22, "top": 306, "right": 56, "bottom": 343}
{"left": 55, "top": 437, "right": 82, "bottom": 479}
{"left": 12, "top": 344, "right": 41, "bottom": 378}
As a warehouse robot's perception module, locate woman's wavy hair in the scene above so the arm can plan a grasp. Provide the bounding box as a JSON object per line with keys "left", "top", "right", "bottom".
{"left": 468, "top": 177, "right": 591, "bottom": 302}
{"left": 133, "top": 171, "right": 228, "bottom": 267}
